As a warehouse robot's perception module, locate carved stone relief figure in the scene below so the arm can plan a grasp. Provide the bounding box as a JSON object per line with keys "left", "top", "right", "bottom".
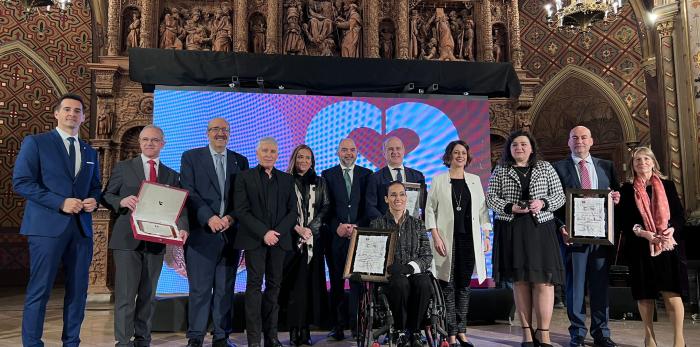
{"left": 250, "top": 14, "right": 266, "bottom": 54}
{"left": 433, "top": 8, "right": 456, "bottom": 61}
{"left": 336, "top": 3, "right": 362, "bottom": 58}
{"left": 159, "top": 8, "right": 184, "bottom": 49}
{"left": 96, "top": 103, "right": 113, "bottom": 137}
{"left": 284, "top": 3, "right": 307, "bottom": 55}
{"left": 184, "top": 8, "right": 210, "bottom": 51}
{"left": 210, "top": 8, "right": 233, "bottom": 52}
{"left": 492, "top": 26, "right": 507, "bottom": 62}
{"left": 379, "top": 20, "right": 394, "bottom": 59}
{"left": 303, "top": 0, "right": 336, "bottom": 56}
{"left": 448, "top": 11, "right": 463, "bottom": 59}
{"left": 463, "top": 19, "right": 475, "bottom": 61}
{"left": 125, "top": 10, "right": 141, "bottom": 50}
{"left": 409, "top": 9, "right": 423, "bottom": 59}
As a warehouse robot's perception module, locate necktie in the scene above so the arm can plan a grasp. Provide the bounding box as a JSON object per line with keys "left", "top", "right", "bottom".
{"left": 578, "top": 160, "right": 592, "bottom": 189}
{"left": 394, "top": 168, "right": 403, "bottom": 182}
{"left": 147, "top": 160, "right": 157, "bottom": 182}
{"left": 215, "top": 153, "right": 226, "bottom": 215}
{"left": 343, "top": 168, "right": 352, "bottom": 198}
{"left": 67, "top": 137, "right": 76, "bottom": 178}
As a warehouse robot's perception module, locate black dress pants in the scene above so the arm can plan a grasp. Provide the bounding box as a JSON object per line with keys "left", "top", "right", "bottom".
{"left": 244, "top": 245, "right": 285, "bottom": 345}
{"left": 386, "top": 272, "right": 432, "bottom": 332}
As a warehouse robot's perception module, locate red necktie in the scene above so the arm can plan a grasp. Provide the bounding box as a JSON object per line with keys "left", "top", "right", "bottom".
{"left": 148, "top": 160, "right": 157, "bottom": 182}
{"left": 578, "top": 160, "right": 591, "bottom": 189}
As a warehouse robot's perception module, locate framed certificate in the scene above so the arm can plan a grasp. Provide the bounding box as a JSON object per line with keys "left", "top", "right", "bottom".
{"left": 130, "top": 181, "right": 188, "bottom": 246}
{"left": 565, "top": 188, "right": 614, "bottom": 245}
{"left": 403, "top": 182, "right": 425, "bottom": 220}
{"left": 343, "top": 227, "right": 398, "bottom": 283}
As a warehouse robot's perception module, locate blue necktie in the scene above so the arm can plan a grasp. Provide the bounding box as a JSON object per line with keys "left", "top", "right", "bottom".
{"left": 67, "top": 137, "right": 76, "bottom": 178}
{"left": 394, "top": 168, "right": 403, "bottom": 182}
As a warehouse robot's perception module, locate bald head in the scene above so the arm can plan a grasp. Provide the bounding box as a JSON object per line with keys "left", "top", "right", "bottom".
{"left": 337, "top": 138, "right": 357, "bottom": 167}
{"left": 568, "top": 126, "right": 593, "bottom": 158}
{"left": 207, "top": 117, "right": 230, "bottom": 152}
{"left": 383, "top": 136, "right": 405, "bottom": 167}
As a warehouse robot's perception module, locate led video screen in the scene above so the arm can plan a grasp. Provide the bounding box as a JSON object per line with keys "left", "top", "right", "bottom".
{"left": 152, "top": 86, "right": 492, "bottom": 294}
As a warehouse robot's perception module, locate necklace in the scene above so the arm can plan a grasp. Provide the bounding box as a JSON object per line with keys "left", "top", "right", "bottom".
{"left": 514, "top": 166, "right": 531, "bottom": 178}
{"left": 452, "top": 179, "right": 465, "bottom": 211}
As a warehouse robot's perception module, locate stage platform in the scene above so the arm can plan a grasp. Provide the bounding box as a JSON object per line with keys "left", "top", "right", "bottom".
{"left": 0, "top": 287, "right": 697, "bottom": 347}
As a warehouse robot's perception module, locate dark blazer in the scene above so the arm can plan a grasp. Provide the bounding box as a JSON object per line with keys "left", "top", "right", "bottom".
{"left": 553, "top": 156, "right": 620, "bottom": 227}
{"left": 365, "top": 166, "right": 426, "bottom": 220}
{"left": 179, "top": 147, "right": 249, "bottom": 248}
{"left": 13, "top": 129, "right": 101, "bottom": 237}
{"left": 102, "top": 156, "right": 189, "bottom": 252}
{"left": 321, "top": 164, "right": 372, "bottom": 231}
{"left": 233, "top": 166, "right": 297, "bottom": 251}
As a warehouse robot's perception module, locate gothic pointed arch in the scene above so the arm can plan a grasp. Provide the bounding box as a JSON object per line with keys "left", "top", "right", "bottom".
{"left": 0, "top": 41, "right": 68, "bottom": 95}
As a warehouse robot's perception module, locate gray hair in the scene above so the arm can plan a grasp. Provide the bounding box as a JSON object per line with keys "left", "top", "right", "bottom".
{"left": 140, "top": 124, "right": 165, "bottom": 140}
{"left": 337, "top": 137, "right": 356, "bottom": 150}
{"left": 257, "top": 136, "right": 278, "bottom": 150}
{"left": 382, "top": 136, "right": 403, "bottom": 152}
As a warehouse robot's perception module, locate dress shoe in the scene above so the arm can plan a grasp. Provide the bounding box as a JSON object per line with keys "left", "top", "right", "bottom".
{"left": 395, "top": 333, "right": 410, "bottom": 347}
{"left": 299, "top": 326, "right": 312, "bottom": 345}
{"left": 186, "top": 339, "right": 203, "bottom": 347}
{"left": 410, "top": 333, "right": 424, "bottom": 347}
{"left": 289, "top": 327, "right": 300, "bottom": 346}
{"left": 265, "top": 337, "right": 284, "bottom": 347}
{"left": 327, "top": 327, "right": 345, "bottom": 341}
{"left": 456, "top": 336, "right": 475, "bottom": 347}
{"left": 593, "top": 337, "right": 618, "bottom": 347}
{"left": 212, "top": 338, "right": 237, "bottom": 347}
{"left": 569, "top": 336, "right": 585, "bottom": 347}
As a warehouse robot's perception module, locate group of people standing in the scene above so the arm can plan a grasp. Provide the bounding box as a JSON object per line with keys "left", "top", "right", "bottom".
{"left": 12, "top": 93, "right": 687, "bottom": 347}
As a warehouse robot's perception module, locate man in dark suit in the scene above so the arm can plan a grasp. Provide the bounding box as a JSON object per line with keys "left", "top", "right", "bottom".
{"left": 321, "top": 138, "right": 371, "bottom": 340}
{"left": 13, "top": 93, "right": 101, "bottom": 347}
{"left": 234, "top": 137, "right": 296, "bottom": 347}
{"left": 553, "top": 126, "right": 620, "bottom": 347}
{"left": 102, "top": 125, "right": 189, "bottom": 347}
{"left": 365, "top": 136, "right": 426, "bottom": 220}
{"left": 180, "top": 118, "right": 249, "bottom": 347}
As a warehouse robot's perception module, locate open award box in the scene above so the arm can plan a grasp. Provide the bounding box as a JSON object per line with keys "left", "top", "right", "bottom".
{"left": 130, "top": 181, "right": 188, "bottom": 246}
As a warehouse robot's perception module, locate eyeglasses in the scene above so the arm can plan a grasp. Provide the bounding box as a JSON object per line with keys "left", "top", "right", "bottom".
{"left": 208, "top": 127, "right": 230, "bottom": 133}
{"left": 139, "top": 137, "right": 163, "bottom": 144}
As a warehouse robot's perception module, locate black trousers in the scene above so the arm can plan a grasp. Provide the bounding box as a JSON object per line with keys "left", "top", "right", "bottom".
{"left": 244, "top": 245, "right": 285, "bottom": 345}
{"left": 386, "top": 272, "right": 432, "bottom": 332}
{"left": 327, "top": 234, "right": 362, "bottom": 330}
{"left": 113, "top": 248, "right": 164, "bottom": 346}
{"left": 440, "top": 232, "right": 475, "bottom": 335}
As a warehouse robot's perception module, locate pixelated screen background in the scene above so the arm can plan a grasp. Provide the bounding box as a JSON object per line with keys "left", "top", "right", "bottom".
{"left": 152, "top": 86, "right": 492, "bottom": 294}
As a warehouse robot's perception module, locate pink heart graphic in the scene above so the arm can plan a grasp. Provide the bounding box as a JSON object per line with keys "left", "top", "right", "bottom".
{"left": 348, "top": 128, "right": 420, "bottom": 168}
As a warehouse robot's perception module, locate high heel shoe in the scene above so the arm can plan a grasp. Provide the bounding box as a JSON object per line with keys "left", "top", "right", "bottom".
{"left": 456, "top": 335, "right": 475, "bottom": 347}
{"left": 535, "top": 329, "right": 552, "bottom": 347}
{"left": 520, "top": 326, "right": 536, "bottom": 347}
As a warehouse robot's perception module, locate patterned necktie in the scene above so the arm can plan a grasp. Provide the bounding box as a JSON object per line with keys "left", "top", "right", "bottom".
{"left": 343, "top": 168, "right": 352, "bottom": 197}
{"left": 578, "top": 160, "right": 592, "bottom": 189}
{"left": 67, "top": 137, "right": 76, "bottom": 177}
{"left": 394, "top": 168, "right": 403, "bottom": 182}
{"left": 215, "top": 153, "right": 226, "bottom": 215}
{"left": 147, "top": 160, "right": 157, "bottom": 182}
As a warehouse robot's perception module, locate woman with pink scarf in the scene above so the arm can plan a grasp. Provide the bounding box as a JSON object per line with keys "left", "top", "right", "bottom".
{"left": 617, "top": 146, "right": 686, "bottom": 347}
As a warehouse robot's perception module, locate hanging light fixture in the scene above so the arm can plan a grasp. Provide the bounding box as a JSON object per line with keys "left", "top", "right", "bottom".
{"left": 544, "top": 0, "right": 623, "bottom": 32}
{"left": 1, "top": 0, "right": 72, "bottom": 17}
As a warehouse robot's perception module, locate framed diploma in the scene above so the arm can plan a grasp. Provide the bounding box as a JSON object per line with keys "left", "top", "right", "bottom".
{"left": 343, "top": 227, "right": 398, "bottom": 283}
{"left": 565, "top": 188, "right": 614, "bottom": 245}
{"left": 130, "top": 181, "right": 188, "bottom": 246}
{"left": 403, "top": 182, "right": 425, "bottom": 220}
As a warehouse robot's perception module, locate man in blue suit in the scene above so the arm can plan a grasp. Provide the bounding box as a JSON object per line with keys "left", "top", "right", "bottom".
{"left": 321, "top": 138, "right": 372, "bottom": 340}
{"left": 180, "top": 118, "right": 249, "bottom": 347}
{"left": 553, "top": 126, "right": 620, "bottom": 347}
{"left": 13, "top": 93, "right": 102, "bottom": 347}
{"left": 365, "top": 137, "right": 426, "bottom": 220}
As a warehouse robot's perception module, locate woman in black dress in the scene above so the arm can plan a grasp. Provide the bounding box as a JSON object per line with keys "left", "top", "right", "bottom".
{"left": 486, "top": 130, "right": 565, "bottom": 347}
{"left": 281, "top": 144, "right": 330, "bottom": 346}
{"left": 617, "top": 146, "right": 686, "bottom": 347}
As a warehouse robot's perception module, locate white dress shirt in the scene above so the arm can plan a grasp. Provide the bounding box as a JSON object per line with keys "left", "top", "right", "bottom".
{"left": 571, "top": 154, "right": 598, "bottom": 189}
{"left": 387, "top": 164, "right": 406, "bottom": 181}
{"left": 340, "top": 163, "right": 355, "bottom": 183}
{"left": 140, "top": 154, "right": 159, "bottom": 179}
{"left": 55, "top": 127, "right": 81, "bottom": 176}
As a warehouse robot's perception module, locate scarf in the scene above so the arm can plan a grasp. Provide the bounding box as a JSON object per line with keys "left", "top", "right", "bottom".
{"left": 633, "top": 174, "right": 676, "bottom": 256}
{"left": 294, "top": 171, "right": 316, "bottom": 263}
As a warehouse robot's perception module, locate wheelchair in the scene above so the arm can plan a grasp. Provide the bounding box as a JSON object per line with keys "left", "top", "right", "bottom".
{"left": 356, "top": 273, "right": 449, "bottom": 347}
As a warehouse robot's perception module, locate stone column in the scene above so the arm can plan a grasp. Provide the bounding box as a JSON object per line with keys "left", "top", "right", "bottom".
{"left": 653, "top": 3, "right": 683, "bottom": 197}
{"left": 234, "top": 0, "right": 248, "bottom": 52}
{"left": 508, "top": 0, "right": 522, "bottom": 67}
{"left": 106, "top": 0, "right": 120, "bottom": 55}
{"left": 364, "top": 0, "right": 380, "bottom": 58}
{"left": 265, "top": 0, "right": 280, "bottom": 54}
{"left": 481, "top": 0, "right": 494, "bottom": 62}
{"left": 139, "top": 0, "right": 154, "bottom": 48}
{"left": 395, "top": 0, "right": 409, "bottom": 59}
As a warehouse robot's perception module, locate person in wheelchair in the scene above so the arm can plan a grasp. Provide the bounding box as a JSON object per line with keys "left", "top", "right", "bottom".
{"left": 370, "top": 181, "right": 433, "bottom": 347}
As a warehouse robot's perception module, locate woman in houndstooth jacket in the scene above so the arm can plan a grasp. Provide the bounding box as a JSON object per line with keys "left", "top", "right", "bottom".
{"left": 487, "top": 130, "right": 565, "bottom": 347}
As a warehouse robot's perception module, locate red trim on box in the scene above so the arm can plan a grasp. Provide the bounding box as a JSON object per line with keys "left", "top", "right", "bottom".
{"left": 130, "top": 181, "right": 189, "bottom": 247}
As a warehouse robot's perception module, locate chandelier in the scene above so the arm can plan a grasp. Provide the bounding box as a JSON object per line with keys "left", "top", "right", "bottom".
{"left": 1, "top": 0, "right": 72, "bottom": 16}
{"left": 544, "top": 0, "right": 623, "bottom": 32}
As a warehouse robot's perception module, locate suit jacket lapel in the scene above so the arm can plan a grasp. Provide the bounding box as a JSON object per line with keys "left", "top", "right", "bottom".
{"left": 349, "top": 165, "right": 360, "bottom": 201}
{"left": 566, "top": 157, "right": 581, "bottom": 188}
{"left": 224, "top": 151, "right": 239, "bottom": 196}
{"left": 130, "top": 157, "right": 147, "bottom": 182}
{"left": 381, "top": 167, "right": 392, "bottom": 183}
{"left": 592, "top": 157, "right": 610, "bottom": 189}
{"left": 51, "top": 130, "right": 73, "bottom": 179}
{"left": 157, "top": 162, "right": 170, "bottom": 184}
{"left": 202, "top": 149, "right": 222, "bottom": 198}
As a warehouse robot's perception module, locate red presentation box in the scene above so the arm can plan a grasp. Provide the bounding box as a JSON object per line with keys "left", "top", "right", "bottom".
{"left": 130, "top": 181, "right": 188, "bottom": 246}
